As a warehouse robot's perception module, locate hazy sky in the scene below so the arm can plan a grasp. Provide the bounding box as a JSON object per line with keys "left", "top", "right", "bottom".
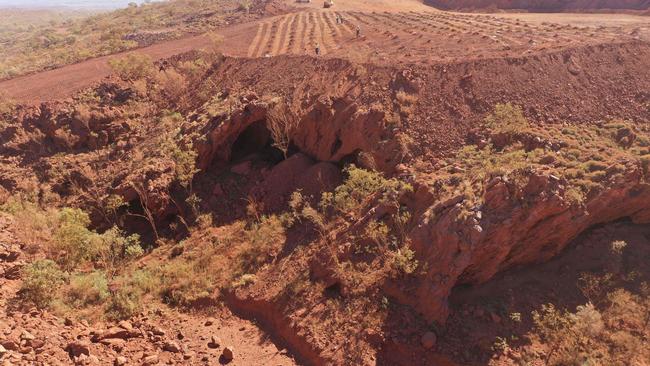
{"left": 0, "top": 0, "right": 143, "bottom": 9}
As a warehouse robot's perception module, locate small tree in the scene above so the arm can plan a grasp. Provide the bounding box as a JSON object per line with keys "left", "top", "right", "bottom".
{"left": 129, "top": 181, "right": 159, "bottom": 242}
{"left": 267, "top": 104, "right": 300, "bottom": 159}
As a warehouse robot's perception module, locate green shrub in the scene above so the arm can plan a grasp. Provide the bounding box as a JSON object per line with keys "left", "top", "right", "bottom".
{"left": 106, "top": 286, "right": 142, "bottom": 320}
{"left": 231, "top": 273, "right": 256, "bottom": 288}
{"left": 485, "top": 103, "right": 529, "bottom": 134}
{"left": 52, "top": 208, "right": 98, "bottom": 269}
{"left": 392, "top": 246, "right": 419, "bottom": 275}
{"left": 65, "top": 271, "right": 109, "bottom": 308}
{"left": 610, "top": 240, "right": 627, "bottom": 255}
{"left": 582, "top": 160, "right": 608, "bottom": 172}
{"left": 128, "top": 269, "right": 159, "bottom": 294}
{"left": 21, "top": 259, "right": 67, "bottom": 308}
{"left": 288, "top": 190, "right": 325, "bottom": 231}
{"left": 108, "top": 53, "right": 154, "bottom": 81}
{"left": 96, "top": 226, "right": 143, "bottom": 269}
{"left": 159, "top": 261, "right": 213, "bottom": 307}
{"left": 237, "top": 0, "right": 251, "bottom": 12}
{"left": 51, "top": 208, "right": 142, "bottom": 270}
{"left": 239, "top": 214, "right": 286, "bottom": 272}
{"left": 320, "top": 165, "right": 412, "bottom": 213}
{"left": 531, "top": 303, "right": 574, "bottom": 346}
{"left": 363, "top": 221, "right": 390, "bottom": 249}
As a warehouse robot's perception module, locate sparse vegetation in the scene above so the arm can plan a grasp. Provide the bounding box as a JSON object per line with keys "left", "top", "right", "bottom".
{"left": 65, "top": 271, "right": 110, "bottom": 308}
{"left": 320, "top": 165, "right": 413, "bottom": 214}
{"left": 525, "top": 291, "right": 650, "bottom": 365}
{"left": 108, "top": 53, "right": 155, "bottom": 81}
{"left": 391, "top": 246, "right": 419, "bottom": 275}
{"left": 20, "top": 259, "right": 67, "bottom": 308}
{"left": 0, "top": 0, "right": 255, "bottom": 79}
{"left": 484, "top": 102, "right": 529, "bottom": 134}
{"left": 3, "top": 198, "right": 147, "bottom": 321}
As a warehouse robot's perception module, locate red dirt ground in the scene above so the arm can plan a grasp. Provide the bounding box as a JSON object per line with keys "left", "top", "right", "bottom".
{"left": 0, "top": 213, "right": 298, "bottom": 366}
{"left": 1, "top": 0, "right": 648, "bottom": 102}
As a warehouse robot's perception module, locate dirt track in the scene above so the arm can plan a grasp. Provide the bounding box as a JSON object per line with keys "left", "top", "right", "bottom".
{"left": 0, "top": 35, "right": 212, "bottom": 102}
{"left": 0, "top": 0, "right": 649, "bottom": 102}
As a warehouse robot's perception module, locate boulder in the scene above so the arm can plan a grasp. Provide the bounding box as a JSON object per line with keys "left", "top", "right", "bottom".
{"left": 27, "top": 339, "right": 45, "bottom": 349}
{"left": 421, "top": 331, "right": 437, "bottom": 349}
{"left": 221, "top": 346, "right": 234, "bottom": 361}
{"left": 1, "top": 340, "right": 18, "bottom": 351}
{"left": 20, "top": 331, "right": 35, "bottom": 341}
{"left": 66, "top": 341, "right": 90, "bottom": 358}
{"left": 93, "top": 327, "right": 140, "bottom": 341}
{"left": 117, "top": 320, "right": 133, "bottom": 331}
{"left": 142, "top": 354, "right": 159, "bottom": 365}
{"left": 0, "top": 249, "right": 19, "bottom": 262}
{"left": 207, "top": 336, "right": 221, "bottom": 349}
{"left": 151, "top": 326, "right": 165, "bottom": 336}
{"left": 163, "top": 341, "right": 181, "bottom": 353}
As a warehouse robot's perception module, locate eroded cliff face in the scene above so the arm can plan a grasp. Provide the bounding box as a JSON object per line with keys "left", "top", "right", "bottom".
{"left": 426, "top": 0, "right": 650, "bottom": 11}
{"left": 404, "top": 163, "right": 650, "bottom": 323}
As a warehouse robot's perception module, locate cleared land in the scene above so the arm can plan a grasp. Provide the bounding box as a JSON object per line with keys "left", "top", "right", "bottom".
{"left": 0, "top": 0, "right": 648, "bottom": 101}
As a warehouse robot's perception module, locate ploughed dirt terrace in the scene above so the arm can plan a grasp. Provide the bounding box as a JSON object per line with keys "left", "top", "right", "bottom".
{"left": 1, "top": 3, "right": 649, "bottom": 101}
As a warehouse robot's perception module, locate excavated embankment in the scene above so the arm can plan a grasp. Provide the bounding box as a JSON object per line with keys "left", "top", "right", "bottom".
{"left": 192, "top": 41, "right": 650, "bottom": 364}
{"left": 426, "top": 0, "right": 650, "bottom": 11}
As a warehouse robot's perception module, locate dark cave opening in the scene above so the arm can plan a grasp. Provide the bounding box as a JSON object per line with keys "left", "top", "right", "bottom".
{"left": 229, "top": 120, "right": 285, "bottom": 164}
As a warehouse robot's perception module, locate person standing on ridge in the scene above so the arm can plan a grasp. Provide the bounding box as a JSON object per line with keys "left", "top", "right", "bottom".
{"left": 356, "top": 25, "right": 361, "bottom": 38}
{"left": 315, "top": 42, "right": 320, "bottom": 56}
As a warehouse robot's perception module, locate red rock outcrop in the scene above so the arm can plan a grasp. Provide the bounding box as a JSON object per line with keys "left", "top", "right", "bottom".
{"left": 403, "top": 162, "right": 650, "bottom": 323}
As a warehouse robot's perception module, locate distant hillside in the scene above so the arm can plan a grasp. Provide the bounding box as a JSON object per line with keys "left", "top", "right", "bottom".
{"left": 425, "top": 0, "right": 650, "bottom": 11}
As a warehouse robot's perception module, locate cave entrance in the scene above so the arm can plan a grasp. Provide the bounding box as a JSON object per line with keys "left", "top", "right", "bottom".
{"left": 230, "top": 120, "right": 285, "bottom": 164}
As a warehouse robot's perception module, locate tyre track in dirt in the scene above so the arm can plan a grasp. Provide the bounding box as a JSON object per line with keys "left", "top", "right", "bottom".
{"left": 293, "top": 11, "right": 307, "bottom": 54}
{"left": 317, "top": 12, "right": 336, "bottom": 54}
{"left": 256, "top": 19, "right": 274, "bottom": 57}
{"left": 269, "top": 15, "right": 290, "bottom": 56}
{"left": 247, "top": 21, "right": 267, "bottom": 57}
{"left": 278, "top": 13, "right": 297, "bottom": 54}
{"left": 306, "top": 12, "right": 320, "bottom": 54}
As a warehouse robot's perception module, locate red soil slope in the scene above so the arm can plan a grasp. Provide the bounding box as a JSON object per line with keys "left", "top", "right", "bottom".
{"left": 1, "top": 8, "right": 648, "bottom": 102}
{"left": 426, "top": 0, "right": 650, "bottom": 11}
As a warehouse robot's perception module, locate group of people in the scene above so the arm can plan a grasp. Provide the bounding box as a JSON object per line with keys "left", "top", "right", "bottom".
{"left": 315, "top": 14, "right": 361, "bottom": 56}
